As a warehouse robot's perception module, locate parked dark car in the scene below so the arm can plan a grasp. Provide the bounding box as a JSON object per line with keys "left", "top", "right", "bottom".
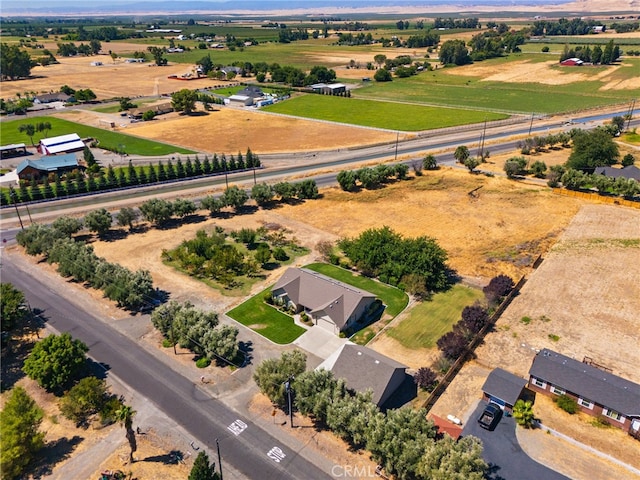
{"left": 478, "top": 403, "right": 503, "bottom": 430}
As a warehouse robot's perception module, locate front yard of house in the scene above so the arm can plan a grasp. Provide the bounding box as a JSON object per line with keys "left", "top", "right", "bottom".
{"left": 226, "top": 286, "right": 306, "bottom": 344}
{"left": 227, "top": 263, "right": 409, "bottom": 345}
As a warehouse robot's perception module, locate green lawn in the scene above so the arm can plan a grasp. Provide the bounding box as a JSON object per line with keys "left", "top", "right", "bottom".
{"left": 304, "top": 263, "right": 409, "bottom": 317}
{"left": 386, "top": 284, "right": 484, "bottom": 349}
{"left": 264, "top": 94, "right": 508, "bottom": 131}
{"left": 227, "top": 287, "right": 306, "bottom": 344}
{"left": 0, "top": 116, "right": 195, "bottom": 155}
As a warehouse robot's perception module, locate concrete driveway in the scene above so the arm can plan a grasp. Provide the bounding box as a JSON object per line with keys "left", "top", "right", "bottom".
{"left": 294, "top": 326, "right": 348, "bottom": 365}
{"left": 463, "top": 402, "right": 570, "bottom": 480}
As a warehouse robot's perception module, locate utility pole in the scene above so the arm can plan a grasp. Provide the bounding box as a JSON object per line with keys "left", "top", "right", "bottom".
{"left": 528, "top": 112, "right": 535, "bottom": 136}
{"left": 394, "top": 131, "right": 399, "bottom": 162}
{"left": 8, "top": 186, "right": 24, "bottom": 229}
{"left": 216, "top": 438, "right": 223, "bottom": 480}
{"left": 625, "top": 98, "right": 636, "bottom": 132}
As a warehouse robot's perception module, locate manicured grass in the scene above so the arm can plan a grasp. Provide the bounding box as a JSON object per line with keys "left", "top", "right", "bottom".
{"left": 304, "top": 263, "right": 409, "bottom": 317}
{"left": 227, "top": 287, "right": 306, "bottom": 344}
{"left": 0, "top": 116, "right": 195, "bottom": 155}
{"left": 264, "top": 95, "right": 508, "bottom": 131}
{"left": 386, "top": 284, "right": 484, "bottom": 349}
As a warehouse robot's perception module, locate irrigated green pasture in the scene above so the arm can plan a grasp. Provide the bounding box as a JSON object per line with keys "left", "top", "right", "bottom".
{"left": 354, "top": 55, "right": 640, "bottom": 114}
{"left": 0, "top": 117, "right": 194, "bottom": 155}
{"left": 264, "top": 95, "right": 508, "bottom": 131}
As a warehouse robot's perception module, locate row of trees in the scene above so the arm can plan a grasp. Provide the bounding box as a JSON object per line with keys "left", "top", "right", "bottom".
{"left": 338, "top": 226, "right": 450, "bottom": 296}
{"left": 253, "top": 350, "right": 487, "bottom": 480}
{"left": 151, "top": 301, "right": 239, "bottom": 364}
{"left": 56, "top": 40, "right": 102, "bottom": 56}
{"left": 2, "top": 150, "right": 261, "bottom": 206}
{"left": 531, "top": 18, "right": 606, "bottom": 36}
{"left": 16, "top": 221, "right": 155, "bottom": 311}
{"left": 336, "top": 164, "right": 409, "bottom": 191}
{"left": 560, "top": 40, "right": 620, "bottom": 65}
{"left": 559, "top": 168, "right": 640, "bottom": 197}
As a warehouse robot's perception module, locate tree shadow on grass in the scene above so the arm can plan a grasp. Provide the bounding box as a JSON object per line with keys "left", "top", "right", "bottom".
{"left": 30, "top": 435, "right": 84, "bottom": 478}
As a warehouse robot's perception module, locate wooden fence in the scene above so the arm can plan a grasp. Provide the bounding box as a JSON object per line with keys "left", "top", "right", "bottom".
{"left": 553, "top": 188, "right": 640, "bottom": 209}
{"left": 421, "top": 274, "right": 529, "bottom": 412}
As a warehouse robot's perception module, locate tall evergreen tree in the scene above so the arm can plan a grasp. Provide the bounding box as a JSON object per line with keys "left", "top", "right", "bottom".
{"left": 166, "top": 160, "right": 177, "bottom": 179}
{"left": 212, "top": 153, "right": 221, "bottom": 172}
{"left": 106, "top": 164, "right": 117, "bottom": 187}
{"left": 127, "top": 161, "right": 139, "bottom": 185}
{"left": 147, "top": 163, "right": 158, "bottom": 183}
{"left": 203, "top": 155, "right": 212, "bottom": 174}
{"left": 176, "top": 158, "right": 186, "bottom": 178}
{"left": 193, "top": 155, "right": 203, "bottom": 175}
{"left": 185, "top": 157, "right": 194, "bottom": 177}
{"left": 189, "top": 451, "right": 220, "bottom": 480}
{"left": 157, "top": 161, "right": 167, "bottom": 181}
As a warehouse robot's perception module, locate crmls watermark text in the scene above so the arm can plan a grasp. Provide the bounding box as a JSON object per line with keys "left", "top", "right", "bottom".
{"left": 331, "top": 465, "right": 381, "bottom": 478}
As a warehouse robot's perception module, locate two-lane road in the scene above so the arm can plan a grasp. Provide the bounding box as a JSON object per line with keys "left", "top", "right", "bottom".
{"left": 1, "top": 257, "right": 330, "bottom": 480}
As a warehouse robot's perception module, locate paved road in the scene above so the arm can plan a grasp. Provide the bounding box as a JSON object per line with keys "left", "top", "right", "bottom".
{"left": 463, "top": 403, "right": 570, "bottom": 480}
{"left": 1, "top": 257, "right": 331, "bottom": 480}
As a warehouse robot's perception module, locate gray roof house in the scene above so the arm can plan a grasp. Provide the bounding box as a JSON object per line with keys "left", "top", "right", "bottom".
{"left": 528, "top": 349, "right": 640, "bottom": 435}
{"left": 593, "top": 165, "right": 640, "bottom": 181}
{"left": 272, "top": 267, "right": 377, "bottom": 334}
{"left": 317, "top": 344, "right": 408, "bottom": 406}
{"left": 481, "top": 368, "right": 528, "bottom": 412}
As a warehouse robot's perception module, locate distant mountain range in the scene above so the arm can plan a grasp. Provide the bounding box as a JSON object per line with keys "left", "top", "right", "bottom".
{"left": 1, "top": 0, "right": 562, "bottom": 16}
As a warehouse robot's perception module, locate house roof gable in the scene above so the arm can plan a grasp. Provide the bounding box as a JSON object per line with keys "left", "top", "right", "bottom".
{"left": 529, "top": 349, "right": 640, "bottom": 416}
{"left": 17, "top": 153, "right": 79, "bottom": 175}
{"left": 482, "top": 367, "right": 527, "bottom": 406}
{"left": 321, "top": 344, "right": 407, "bottom": 405}
{"left": 272, "top": 267, "right": 376, "bottom": 329}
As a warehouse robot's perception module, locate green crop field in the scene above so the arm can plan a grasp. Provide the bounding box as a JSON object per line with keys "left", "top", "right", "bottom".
{"left": 264, "top": 94, "right": 508, "bottom": 131}
{"left": 354, "top": 55, "right": 640, "bottom": 114}
{"left": 227, "top": 287, "right": 306, "bottom": 344}
{"left": 0, "top": 116, "right": 194, "bottom": 155}
{"left": 386, "top": 284, "right": 484, "bottom": 349}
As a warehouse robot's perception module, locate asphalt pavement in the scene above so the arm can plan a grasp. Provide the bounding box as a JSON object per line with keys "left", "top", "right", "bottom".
{"left": 1, "top": 256, "right": 332, "bottom": 480}
{"left": 463, "top": 402, "right": 570, "bottom": 480}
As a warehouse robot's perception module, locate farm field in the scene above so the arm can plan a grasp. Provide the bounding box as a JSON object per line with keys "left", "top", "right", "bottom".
{"left": 0, "top": 115, "right": 194, "bottom": 155}
{"left": 120, "top": 107, "right": 397, "bottom": 154}
{"left": 264, "top": 94, "right": 508, "bottom": 130}
{"left": 354, "top": 55, "right": 640, "bottom": 113}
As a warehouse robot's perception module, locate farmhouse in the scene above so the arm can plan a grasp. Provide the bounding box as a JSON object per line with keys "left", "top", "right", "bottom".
{"left": 220, "top": 66, "right": 241, "bottom": 79}
{"left": 272, "top": 267, "right": 378, "bottom": 335}
{"left": 528, "top": 349, "right": 640, "bottom": 436}
{"left": 16, "top": 153, "right": 81, "bottom": 182}
{"left": 33, "top": 92, "right": 72, "bottom": 104}
{"left": 128, "top": 102, "right": 174, "bottom": 119}
{"left": 39, "top": 133, "right": 85, "bottom": 155}
{"left": 317, "top": 343, "right": 408, "bottom": 407}
{"left": 593, "top": 165, "right": 640, "bottom": 181}
{"left": 560, "top": 58, "right": 584, "bottom": 66}
{"left": 481, "top": 367, "right": 528, "bottom": 413}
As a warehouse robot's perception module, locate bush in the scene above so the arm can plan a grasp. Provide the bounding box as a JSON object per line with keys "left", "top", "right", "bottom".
{"left": 414, "top": 367, "right": 438, "bottom": 391}
{"left": 264, "top": 292, "right": 274, "bottom": 304}
{"left": 555, "top": 394, "right": 578, "bottom": 414}
{"left": 162, "top": 338, "right": 173, "bottom": 348}
{"left": 196, "top": 357, "right": 211, "bottom": 368}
